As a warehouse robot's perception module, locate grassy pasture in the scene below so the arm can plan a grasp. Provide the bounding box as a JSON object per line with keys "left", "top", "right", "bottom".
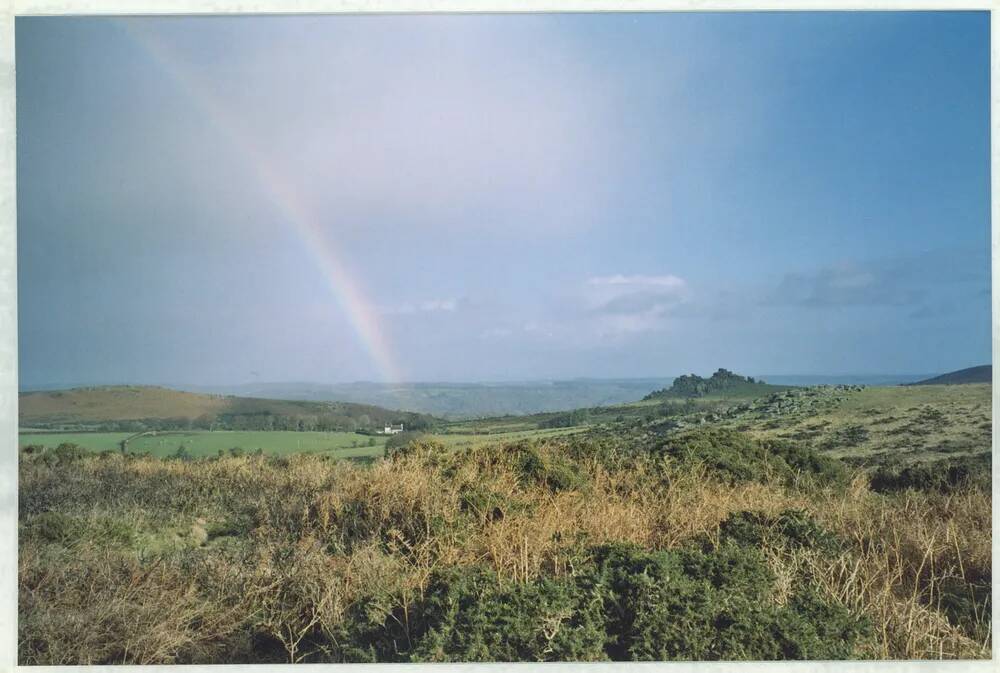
{"left": 433, "top": 426, "right": 589, "bottom": 449}
{"left": 19, "top": 430, "right": 387, "bottom": 459}
{"left": 18, "top": 426, "right": 587, "bottom": 460}
{"left": 18, "top": 432, "right": 134, "bottom": 453}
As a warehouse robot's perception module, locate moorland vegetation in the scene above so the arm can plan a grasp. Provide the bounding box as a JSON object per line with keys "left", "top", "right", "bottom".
{"left": 19, "top": 404, "right": 991, "bottom": 663}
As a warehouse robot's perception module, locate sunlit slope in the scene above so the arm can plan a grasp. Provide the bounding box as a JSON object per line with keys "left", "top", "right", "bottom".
{"left": 19, "top": 385, "right": 435, "bottom": 429}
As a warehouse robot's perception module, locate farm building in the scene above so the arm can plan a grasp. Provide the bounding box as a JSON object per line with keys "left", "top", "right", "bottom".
{"left": 383, "top": 423, "right": 404, "bottom": 435}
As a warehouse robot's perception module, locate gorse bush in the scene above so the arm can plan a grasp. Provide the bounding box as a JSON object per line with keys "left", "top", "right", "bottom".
{"left": 653, "top": 428, "right": 846, "bottom": 487}
{"left": 513, "top": 443, "right": 589, "bottom": 492}
{"left": 330, "top": 539, "right": 868, "bottom": 662}
{"left": 717, "top": 509, "right": 845, "bottom": 554}
{"left": 386, "top": 565, "right": 606, "bottom": 662}
{"left": 582, "top": 542, "right": 867, "bottom": 661}
{"left": 384, "top": 432, "right": 432, "bottom": 457}
{"left": 869, "top": 454, "right": 990, "bottom": 494}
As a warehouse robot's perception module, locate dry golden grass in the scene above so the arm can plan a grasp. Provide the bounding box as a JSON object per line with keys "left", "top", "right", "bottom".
{"left": 807, "top": 477, "right": 991, "bottom": 658}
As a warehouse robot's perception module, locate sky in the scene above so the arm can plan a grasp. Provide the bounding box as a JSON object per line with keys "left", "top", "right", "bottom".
{"left": 16, "top": 12, "right": 991, "bottom": 387}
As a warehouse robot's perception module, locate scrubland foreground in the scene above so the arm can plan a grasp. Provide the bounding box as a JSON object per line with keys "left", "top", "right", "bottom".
{"left": 19, "top": 424, "right": 991, "bottom": 663}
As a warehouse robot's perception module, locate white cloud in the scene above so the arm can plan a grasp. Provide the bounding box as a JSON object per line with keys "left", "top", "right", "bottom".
{"left": 419, "top": 299, "right": 458, "bottom": 312}
{"left": 587, "top": 274, "right": 687, "bottom": 289}
{"left": 584, "top": 273, "right": 690, "bottom": 337}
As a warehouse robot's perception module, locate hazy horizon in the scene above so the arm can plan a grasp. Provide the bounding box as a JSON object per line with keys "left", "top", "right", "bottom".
{"left": 20, "top": 369, "right": 952, "bottom": 393}
{"left": 17, "top": 13, "right": 991, "bottom": 387}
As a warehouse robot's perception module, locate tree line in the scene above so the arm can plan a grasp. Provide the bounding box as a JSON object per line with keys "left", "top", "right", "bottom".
{"left": 30, "top": 411, "right": 434, "bottom": 434}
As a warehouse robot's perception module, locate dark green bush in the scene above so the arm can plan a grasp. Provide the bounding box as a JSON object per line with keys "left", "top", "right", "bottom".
{"left": 654, "top": 429, "right": 846, "bottom": 487}
{"left": 384, "top": 432, "right": 429, "bottom": 456}
{"left": 581, "top": 542, "right": 866, "bottom": 660}
{"left": 458, "top": 484, "right": 508, "bottom": 522}
{"left": 763, "top": 438, "right": 848, "bottom": 486}
{"left": 337, "top": 541, "right": 868, "bottom": 662}
{"left": 53, "top": 442, "right": 88, "bottom": 463}
{"left": 935, "top": 575, "right": 992, "bottom": 644}
{"left": 869, "top": 454, "right": 990, "bottom": 494}
{"left": 513, "top": 444, "right": 588, "bottom": 493}
{"left": 406, "top": 566, "right": 607, "bottom": 662}
{"left": 718, "top": 509, "right": 844, "bottom": 553}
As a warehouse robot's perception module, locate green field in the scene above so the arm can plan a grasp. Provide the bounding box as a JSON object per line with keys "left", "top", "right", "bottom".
{"left": 19, "top": 430, "right": 387, "bottom": 459}
{"left": 18, "top": 426, "right": 587, "bottom": 460}
{"left": 433, "top": 426, "right": 589, "bottom": 449}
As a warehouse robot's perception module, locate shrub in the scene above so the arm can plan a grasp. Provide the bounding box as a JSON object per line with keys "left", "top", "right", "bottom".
{"left": 581, "top": 542, "right": 867, "bottom": 660}
{"left": 384, "top": 432, "right": 428, "bottom": 456}
{"left": 458, "top": 484, "right": 507, "bottom": 522}
{"left": 339, "top": 541, "right": 868, "bottom": 662}
{"left": 717, "top": 509, "right": 844, "bottom": 553}
{"left": 763, "top": 438, "right": 848, "bottom": 486}
{"left": 385, "top": 436, "right": 446, "bottom": 461}
{"left": 513, "top": 444, "right": 588, "bottom": 493}
{"left": 936, "top": 575, "right": 992, "bottom": 644}
{"left": 53, "top": 442, "right": 88, "bottom": 463}
{"left": 405, "top": 566, "right": 607, "bottom": 662}
{"left": 869, "top": 454, "right": 990, "bottom": 494}
{"left": 654, "top": 429, "right": 846, "bottom": 487}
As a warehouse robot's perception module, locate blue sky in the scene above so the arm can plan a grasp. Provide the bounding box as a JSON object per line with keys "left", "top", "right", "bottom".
{"left": 17, "top": 12, "right": 991, "bottom": 386}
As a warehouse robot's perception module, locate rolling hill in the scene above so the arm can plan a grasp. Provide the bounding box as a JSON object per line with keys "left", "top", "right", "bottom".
{"left": 179, "top": 378, "right": 677, "bottom": 419}
{"left": 906, "top": 365, "right": 992, "bottom": 386}
{"left": 19, "top": 385, "right": 436, "bottom": 432}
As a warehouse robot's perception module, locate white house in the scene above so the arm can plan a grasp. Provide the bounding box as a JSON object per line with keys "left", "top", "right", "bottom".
{"left": 383, "top": 423, "right": 404, "bottom": 435}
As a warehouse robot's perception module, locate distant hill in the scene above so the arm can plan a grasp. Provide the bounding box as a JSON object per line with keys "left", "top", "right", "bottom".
{"left": 19, "top": 385, "right": 436, "bottom": 432}
{"left": 644, "top": 368, "right": 794, "bottom": 401}
{"left": 906, "top": 365, "right": 991, "bottom": 386}
{"left": 758, "top": 373, "right": 933, "bottom": 387}
{"left": 178, "top": 378, "right": 677, "bottom": 419}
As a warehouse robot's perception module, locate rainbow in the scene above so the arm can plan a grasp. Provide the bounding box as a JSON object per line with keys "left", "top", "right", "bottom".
{"left": 116, "top": 19, "right": 403, "bottom": 383}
